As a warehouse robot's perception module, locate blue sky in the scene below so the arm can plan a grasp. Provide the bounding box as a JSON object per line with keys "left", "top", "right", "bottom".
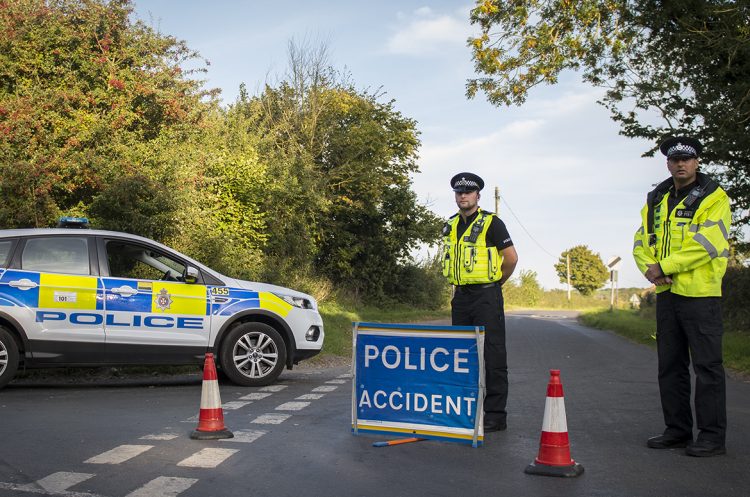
{"left": 132, "top": 1, "right": 668, "bottom": 291}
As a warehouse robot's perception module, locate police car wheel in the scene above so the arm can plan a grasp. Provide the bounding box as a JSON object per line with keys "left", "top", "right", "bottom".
{"left": 219, "top": 323, "right": 287, "bottom": 387}
{"left": 0, "top": 327, "right": 20, "bottom": 389}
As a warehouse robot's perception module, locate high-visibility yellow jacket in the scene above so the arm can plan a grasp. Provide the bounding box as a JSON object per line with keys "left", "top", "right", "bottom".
{"left": 442, "top": 208, "right": 503, "bottom": 285}
{"left": 632, "top": 172, "right": 731, "bottom": 296}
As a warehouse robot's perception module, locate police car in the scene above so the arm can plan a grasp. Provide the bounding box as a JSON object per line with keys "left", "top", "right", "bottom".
{"left": 0, "top": 220, "right": 324, "bottom": 388}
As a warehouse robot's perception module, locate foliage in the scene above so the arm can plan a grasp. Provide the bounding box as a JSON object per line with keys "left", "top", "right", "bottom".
{"left": 504, "top": 269, "right": 544, "bottom": 307}
{"left": 554, "top": 244, "right": 609, "bottom": 296}
{"left": 0, "top": 2, "right": 442, "bottom": 306}
{"left": 721, "top": 266, "right": 750, "bottom": 332}
{"left": 235, "top": 41, "right": 443, "bottom": 300}
{"left": 0, "top": 0, "right": 216, "bottom": 228}
{"left": 383, "top": 254, "right": 452, "bottom": 309}
{"left": 468, "top": 0, "right": 750, "bottom": 229}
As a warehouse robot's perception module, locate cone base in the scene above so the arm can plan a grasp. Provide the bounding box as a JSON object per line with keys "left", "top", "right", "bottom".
{"left": 524, "top": 461, "right": 584, "bottom": 478}
{"left": 190, "top": 429, "right": 234, "bottom": 440}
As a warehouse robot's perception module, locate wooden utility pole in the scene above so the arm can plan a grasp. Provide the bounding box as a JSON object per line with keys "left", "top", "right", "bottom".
{"left": 566, "top": 252, "right": 571, "bottom": 302}
{"left": 494, "top": 186, "right": 500, "bottom": 214}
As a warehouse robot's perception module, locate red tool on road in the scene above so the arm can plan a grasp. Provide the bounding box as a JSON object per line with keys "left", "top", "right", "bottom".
{"left": 372, "top": 437, "right": 425, "bottom": 447}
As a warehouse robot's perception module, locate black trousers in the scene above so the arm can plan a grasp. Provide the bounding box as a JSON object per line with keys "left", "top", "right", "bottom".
{"left": 451, "top": 283, "right": 507, "bottom": 423}
{"left": 656, "top": 291, "right": 726, "bottom": 444}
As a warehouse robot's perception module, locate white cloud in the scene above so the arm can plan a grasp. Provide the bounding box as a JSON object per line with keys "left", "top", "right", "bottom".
{"left": 386, "top": 8, "right": 473, "bottom": 56}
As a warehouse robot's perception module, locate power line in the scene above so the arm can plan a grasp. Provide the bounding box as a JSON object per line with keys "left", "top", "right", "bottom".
{"left": 499, "top": 196, "right": 558, "bottom": 259}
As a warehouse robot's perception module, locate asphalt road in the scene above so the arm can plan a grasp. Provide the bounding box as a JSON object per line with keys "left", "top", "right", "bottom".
{"left": 1, "top": 311, "right": 748, "bottom": 497}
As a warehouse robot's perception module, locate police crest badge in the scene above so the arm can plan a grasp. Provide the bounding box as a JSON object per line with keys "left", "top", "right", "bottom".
{"left": 156, "top": 288, "right": 173, "bottom": 312}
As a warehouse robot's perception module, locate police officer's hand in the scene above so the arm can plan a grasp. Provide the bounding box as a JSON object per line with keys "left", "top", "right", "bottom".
{"left": 645, "top": 263, "right": 671, "bottom": 285}
{"left": 652, "top": 276, "right": 673, "bottom": 286}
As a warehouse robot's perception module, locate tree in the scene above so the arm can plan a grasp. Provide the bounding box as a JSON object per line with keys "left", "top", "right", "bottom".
{"left": 237, "top": 42, "right": 443, "bottom": 301}
{"left": 504, "top": 269, "right": 544, "bottom": 307}
{"left": 468, "top": 1, "right": 750, "bottom": 230}
{"left": 0, "top": 0, "right": 217, "bottom": 228}
{"left": 554, "top": 245, "right": 608, "bottom": 296}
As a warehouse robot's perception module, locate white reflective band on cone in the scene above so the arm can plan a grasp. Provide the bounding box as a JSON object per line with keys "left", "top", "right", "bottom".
{"left": 200, "top": 380, "right": 222, "bottom": 409}
{"left": 541, "top": 396, "right": 568, "bottom": 433}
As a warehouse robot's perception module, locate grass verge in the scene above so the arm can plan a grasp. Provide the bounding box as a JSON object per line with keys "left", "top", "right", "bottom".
{"left": 580, "top": 308, "right": 750, "bottom": 376}
{"left": 315, "top": 302, "right": 450, "bottom": 361}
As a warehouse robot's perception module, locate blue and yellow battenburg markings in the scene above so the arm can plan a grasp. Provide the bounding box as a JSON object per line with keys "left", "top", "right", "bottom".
{"left": 0, "top": 270, "right": 41, "bottom": 308}
{"left": 210, "top": 288, "right": 293, "bottom": 318}
{"left": 0, "top": 270, "right": 294, "bottom": 329}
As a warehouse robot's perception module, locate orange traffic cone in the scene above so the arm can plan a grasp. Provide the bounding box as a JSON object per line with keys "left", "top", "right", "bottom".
{"left": 525, "top": 369, "right": 583, "bottom": 477}
{"left": 190, "top": 353, "right": 233, "bottom": 440}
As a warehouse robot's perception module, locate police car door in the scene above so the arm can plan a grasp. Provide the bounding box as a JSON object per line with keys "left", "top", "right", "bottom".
{"left": 98, "top": 238, "right": 210, "bottom": 363}
{"left": 0, "top": 235, "right": 105, "bottom": 364}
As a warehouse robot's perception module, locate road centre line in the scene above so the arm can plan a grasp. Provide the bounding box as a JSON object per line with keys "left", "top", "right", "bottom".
{"left": 124, "top": 476, "right": 198, "bottom": 497}
{"left": 251, "top": 413, "right": 291, "bottom": 424}
{"left": 2, "top": 479, "right": 104, "bottom": 497}
{"left": 220, "top": 429, "right": 267, "bottom": 443}
{"left": 177, "top": 448, "right": 238, "bottom": 468}
{"left": 275, "top": 401, "right": 310, "bottom": 411}
{"left": 222, "top": 401, "right": 252, "bottom": 410}
{"left": 85, "top": 445, "right": 153, "bottom": 465}
{"left": 15, "top": 472, "right": 95, "bottom": 494}
{"left": 312, "top": 385, "right": 338, "bottom": 392}
{"left": 239, "top": 392, "right": 272, "bottom": 401}
{"left": 258, "top": 385, "right": 287, "bottom": 392}
{"left": 140, "top": 433, "right": 179, "bottom": 441}
{"left": 296, "top": 393, "right": 325, "bottom": 400}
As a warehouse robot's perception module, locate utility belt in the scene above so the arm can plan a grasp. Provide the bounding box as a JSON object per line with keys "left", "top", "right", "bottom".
{"left": 454, "top": 282, "right": 499, "bottom": 293}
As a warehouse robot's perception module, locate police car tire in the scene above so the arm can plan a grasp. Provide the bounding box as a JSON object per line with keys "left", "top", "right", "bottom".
{"left": 0, "top": 327, "right": 20, "bottom": 389}
{"left": 219, "top": 323, "right": 287, "bottom": 387}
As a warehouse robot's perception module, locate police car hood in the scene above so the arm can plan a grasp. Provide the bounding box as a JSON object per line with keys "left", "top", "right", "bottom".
{"left": 226, "top": 278, "right": 316, "bottom": 305}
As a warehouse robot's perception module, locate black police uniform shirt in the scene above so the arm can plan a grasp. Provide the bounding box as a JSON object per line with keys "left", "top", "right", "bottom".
{"left": 456, "top": 210, "right": 514, "bottom": 250}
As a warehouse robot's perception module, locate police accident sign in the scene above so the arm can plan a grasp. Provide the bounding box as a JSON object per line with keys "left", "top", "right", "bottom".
{"left": 351, "top": 322, "right": 485, "bottom": 447}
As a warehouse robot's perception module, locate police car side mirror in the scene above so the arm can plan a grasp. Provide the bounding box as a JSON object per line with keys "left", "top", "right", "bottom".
{"left": 185, "top": 266, "right": 199, "bottom": 284}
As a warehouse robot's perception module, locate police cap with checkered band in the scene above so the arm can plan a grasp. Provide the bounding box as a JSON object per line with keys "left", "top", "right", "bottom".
{"left": 659, "top": 136, "right": 703, "bottom": 160}
{"left": 451, "top": 172, "right": 484, "bottom": 193}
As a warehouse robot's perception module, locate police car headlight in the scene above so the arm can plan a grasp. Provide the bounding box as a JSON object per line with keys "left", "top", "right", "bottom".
{"left": 275, "top": 294, "right": 313, "bottom": 309}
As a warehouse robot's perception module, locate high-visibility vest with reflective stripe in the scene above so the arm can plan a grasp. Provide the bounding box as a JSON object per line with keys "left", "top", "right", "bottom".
{"left": 632, "top": 179, "right": 731, "bottom": 297}
{"left": 442, "top": 209, "right": 503, "bottom": 285}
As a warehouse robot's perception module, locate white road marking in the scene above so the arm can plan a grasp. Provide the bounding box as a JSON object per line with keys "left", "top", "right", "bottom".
{"left": 222, "top": 401, "right": 252, "bottom": 410}
{"left": 239, "top": 392, "right": 272, "bottom": 401}
{"left": 337, "top": 373, "right": 352, "bottom": 378}
{"left": 326, "top": 379, "right": 347, "bottom": 384}
{"left": 177, "top": 448, "right": 238, "bottom": 468}
{"left": 181, "top": 415, "right": 199, "bottom": 423}
{"left": 275, "top": 401, "right": 310, "bottom": 411}
{"left": 258, "top": 385, "right": 287, "bottom": 392}
{"left": 221, "top": 429, "right": 267, "bottom": 443}
{"left": 251, "top": 413, "right": 291, "bottom": 424}
{"left": 85, "top": 445, "right": 153, "bottom": 465}
{"left": 17, "top": 472, "right": 94, "bottom": 493}
{"left": 296, "top": 393, "right": 325, "bottom": 400}
{"left": 140, "top": 433, "right": 179, "bottom": 441}
{"left": 4, "top": 478, "right": 104, "bottom": 497}
{"left": 125, "top": 476, "right": 198, "bottom": 497}
{"left": 312, "top": 385, "right": 337, "bottom": 392}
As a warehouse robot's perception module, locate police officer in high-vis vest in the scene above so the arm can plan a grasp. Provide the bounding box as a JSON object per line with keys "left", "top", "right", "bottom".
{"left": 443, "top": 172, "right": 518, "bottom": 432}
{"left": 633, "top": 136, "right": 731, "bottom": 457}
